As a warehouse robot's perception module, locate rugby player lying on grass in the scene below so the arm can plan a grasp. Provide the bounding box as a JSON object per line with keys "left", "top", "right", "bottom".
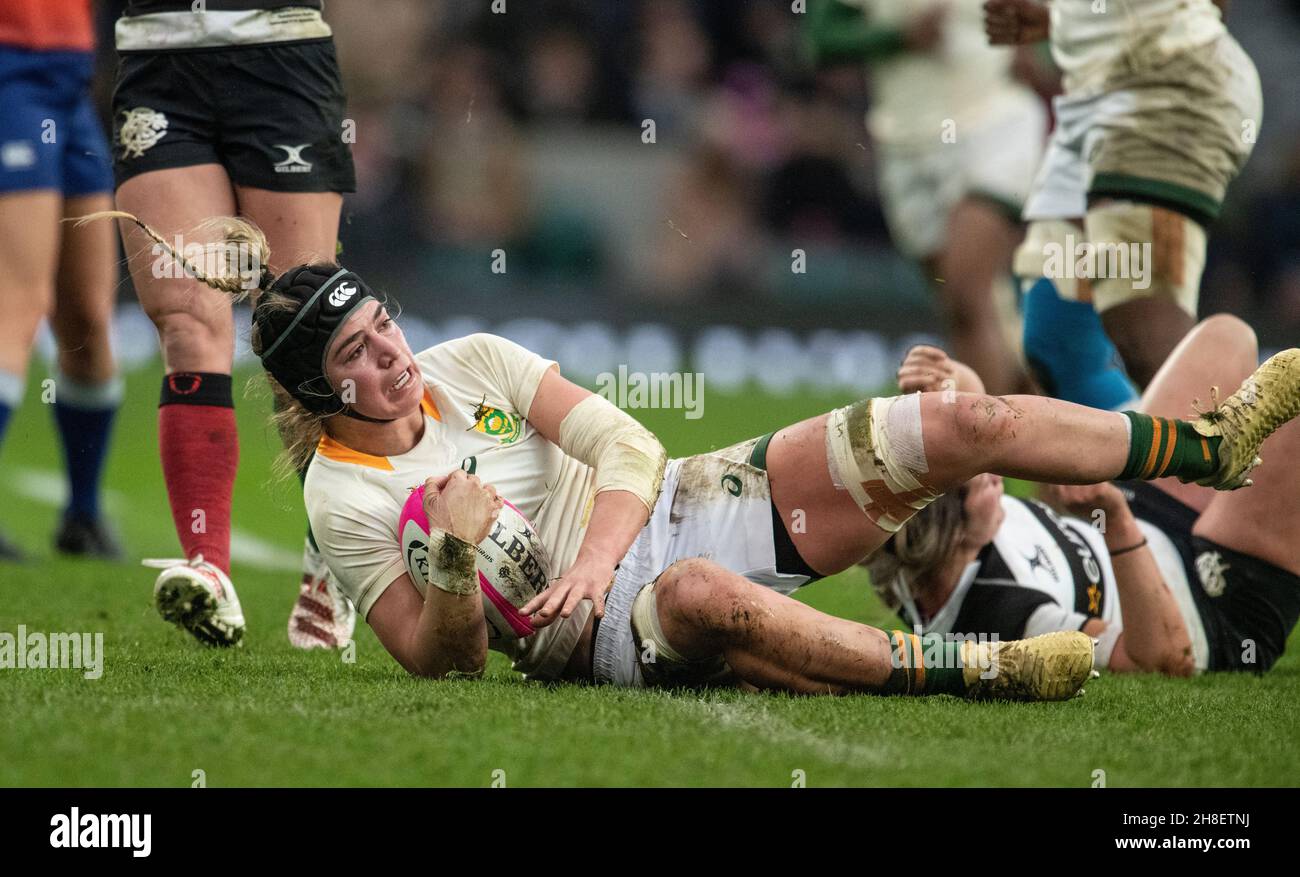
{"left": 90, "top": 212, "right": 1300, "bottom": 700}
{"left": 872, "top": 316, "right": 1300, "bottom": 675}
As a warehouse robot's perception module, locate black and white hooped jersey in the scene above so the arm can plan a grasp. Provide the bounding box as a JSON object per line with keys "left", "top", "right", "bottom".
{"left": 915, "top": 495, "right": 1120, "bottom": 641}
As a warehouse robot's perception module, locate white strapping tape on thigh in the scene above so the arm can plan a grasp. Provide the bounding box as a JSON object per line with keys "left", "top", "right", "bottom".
{"left": 1014, "top": 219, "right": 1088, "bottom": 302}
{"left": 824, "top": 394, "right": 940, "bottom": 533}
{"left": 1085, "top": 200, "right": 1206, "bottom": 317}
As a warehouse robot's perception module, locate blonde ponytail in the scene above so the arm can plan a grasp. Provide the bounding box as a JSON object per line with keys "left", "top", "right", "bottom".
{"left": 865, "top": 490, "right": 966, "bottom": 610}
{"left": 76, "top": 209, "right": 329, "bottom": 479}
{"left": 74, "top": 209, "right": 270, "bottom": 300}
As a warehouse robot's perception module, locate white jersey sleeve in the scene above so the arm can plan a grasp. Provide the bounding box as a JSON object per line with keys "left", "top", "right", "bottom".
{"left": 307, "top": 467, "right": 411, "bottom": 620}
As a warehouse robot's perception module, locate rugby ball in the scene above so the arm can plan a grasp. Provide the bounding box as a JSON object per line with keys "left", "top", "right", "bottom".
{"left": 398, "top": 485, "right": 552, "bottom": 643}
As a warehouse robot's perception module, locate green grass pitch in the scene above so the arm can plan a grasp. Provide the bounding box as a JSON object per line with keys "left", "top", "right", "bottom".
{"left": 1, "top": 363, "right": 1297, "bottom": 787}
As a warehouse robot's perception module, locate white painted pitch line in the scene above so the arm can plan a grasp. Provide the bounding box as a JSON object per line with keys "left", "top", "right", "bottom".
{"left": 4, "top": 466, "right": 302, "bottom": 572}
{"left": 674, "top": 698, "right": 893, "bottom": 774}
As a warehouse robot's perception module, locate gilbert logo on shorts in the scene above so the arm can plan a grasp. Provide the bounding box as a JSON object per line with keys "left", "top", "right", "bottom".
{"left": 328, "top": 282, "right": 358, "bottom": 308}
{"left": 273, "top": 143, "right": 313, "bottom": 173}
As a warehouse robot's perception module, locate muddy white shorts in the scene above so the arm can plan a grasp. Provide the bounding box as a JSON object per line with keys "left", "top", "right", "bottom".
{"left": 1023, "top": 32, "right": 1261, "bottom": 226}
{"left": 591, "top": 438, "right": 811, "bottom": 687}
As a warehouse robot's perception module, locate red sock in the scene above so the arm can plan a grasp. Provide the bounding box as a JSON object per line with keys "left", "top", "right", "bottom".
{"left": 158, "top": 373, "right": 239, "bottom": 574}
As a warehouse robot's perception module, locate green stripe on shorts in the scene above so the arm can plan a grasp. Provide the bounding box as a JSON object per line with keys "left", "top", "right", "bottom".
{"left": 1090, "top": 173, "right": 1221, "bottom": 227}
{"left": 749, "top": 432, "right": 775, "bottom": 470}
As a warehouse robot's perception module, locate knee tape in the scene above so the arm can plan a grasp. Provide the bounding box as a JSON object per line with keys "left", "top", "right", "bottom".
{"left": 630, "top": 580, "right": 732, "bottom": 686}
{"left": 1085, "top": 201, "right": 1206, "bottom": 316}
{"left": 825, "top": 394, "right": 940, "bottom": 533}
{"left": 630, "top": 582, "right": 691, "bottom": 667}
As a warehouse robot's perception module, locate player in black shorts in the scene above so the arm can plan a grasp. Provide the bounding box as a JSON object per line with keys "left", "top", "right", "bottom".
{"left": 872, "top": 317, "right": 1300, "bottom": 675}
{"left": 106, "top": 1, "right": 356, "bottom": 648}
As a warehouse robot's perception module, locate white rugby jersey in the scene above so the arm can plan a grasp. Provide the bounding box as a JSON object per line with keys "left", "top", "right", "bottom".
{"left": 908, "top": 493, "right": 1209, "bottom": 669}
{"left": 1050, "top": 0, "right": 1226, "bottom": 94}
{"left": 840, "top": 0, "right": 1036, "bottom": 145}
{"left": 303, "top": 333, "right": 597, "bottom": 680}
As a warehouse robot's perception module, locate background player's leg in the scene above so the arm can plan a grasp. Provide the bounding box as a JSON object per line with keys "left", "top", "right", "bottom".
{"left": 767, "top": 381, "right": 1267, "bottom": 575}
{"left": 1134, "top": 314, "right": 1258, "bottom": 513}
{"left": 1101, "top": 296, "right": 1196, "bottom": 391}
{"left": 1021, "top": 274, "right": 1139, "bottom": 410}
{"left": 234, "top": 185, "right": 354, "bottom": 648}
{"left": 117, "top": 167, "right": 238, "bottom": 370}
{"left": 49, "top": 192, "right": 124, "bottom": 556}
{"left": 0, "top": 190, "right": 61, "bottom": 559}
{"left": 116, "top": 165, "right": 240, "bottom": 573}
{"left": 232, "top": 187, "right": 342, "bottom": 273}
{"left": 52, "top": 200, "right": 116, "bottom": 382}
{"left": 935, "top": 197, "right": 1031, "bottom": 396}
{"left": 0, "top": 190, "right": 59, "bottom": 406}
{"left": 1089, "top": 199, "right": 1201, "bottom": 389}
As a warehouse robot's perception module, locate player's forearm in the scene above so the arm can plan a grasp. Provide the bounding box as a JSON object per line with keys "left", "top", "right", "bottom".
{"left": 806, "top": 0, "right": 908, "bottom": 65}
{"left": 1103, "top": 514, "right": 1194, "bottom": 676}
{"left": 409, "top": 542, "right": 489, "bottom": 679}
{"left": 574, "top": 490, "right": 649, "bottom": 571}
{"left": 408, "top": 588, "right": 488, "bottom": 679}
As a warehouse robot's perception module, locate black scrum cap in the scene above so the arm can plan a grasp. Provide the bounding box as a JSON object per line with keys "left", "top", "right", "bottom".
{"left": 255, "top": 266, "right": 378, "bottom": 415}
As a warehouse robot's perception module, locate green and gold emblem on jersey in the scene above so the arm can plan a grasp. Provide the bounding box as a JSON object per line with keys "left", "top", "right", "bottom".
{"left": 469, "top": 397, "right": 522, "bottom": 444}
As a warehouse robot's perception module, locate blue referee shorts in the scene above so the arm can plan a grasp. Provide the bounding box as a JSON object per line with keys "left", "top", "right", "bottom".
{"left": 0, "top": 45, "right": 112, "bottom": 197}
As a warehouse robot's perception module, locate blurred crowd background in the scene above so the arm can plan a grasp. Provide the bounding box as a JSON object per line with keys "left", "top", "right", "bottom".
{"left": 89, "top": 0, "right": 1300, "bottom": 384}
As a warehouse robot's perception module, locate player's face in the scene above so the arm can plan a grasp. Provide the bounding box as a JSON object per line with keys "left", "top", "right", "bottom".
{"left": 324, "top": 302, "right": 424, "bottom": 419}
{"left": 959, "top": 473, "right": 1005, "bottom": 549}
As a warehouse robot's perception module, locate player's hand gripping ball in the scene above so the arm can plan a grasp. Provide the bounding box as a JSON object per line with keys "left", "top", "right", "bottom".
{"left": 399, "top": 483, "right": 553, "bottom": 643}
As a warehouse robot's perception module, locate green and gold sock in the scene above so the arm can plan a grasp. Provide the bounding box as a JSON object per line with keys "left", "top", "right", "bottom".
{"left": 1118, "top": 412, "right": 1221, "bottom": 482}
{"left": 882, "top": 631, "right": 967, "bottom": 696}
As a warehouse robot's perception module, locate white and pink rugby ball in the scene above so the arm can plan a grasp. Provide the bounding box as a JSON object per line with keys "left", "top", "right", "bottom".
{"left": 398, "top": 485, "right": 552, "bottom": 644}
